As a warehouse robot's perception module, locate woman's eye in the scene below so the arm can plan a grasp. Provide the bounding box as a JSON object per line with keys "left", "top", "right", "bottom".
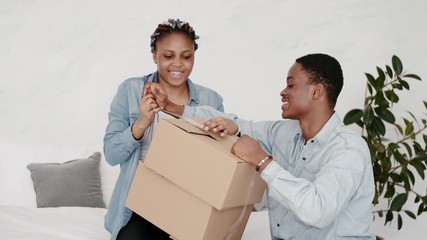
{"left": 183, "top": 55, "right": 192, "bottom": 59}
{"left": 164, "top": 55, "right": 173, "bottom": 59}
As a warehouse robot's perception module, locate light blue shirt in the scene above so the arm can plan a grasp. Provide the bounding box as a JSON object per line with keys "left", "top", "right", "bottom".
{"left": 182, "top": 106, "right": 375, "bottom": 240}
{"left": 103, "top": 73, "right": 224, "bottom": 240}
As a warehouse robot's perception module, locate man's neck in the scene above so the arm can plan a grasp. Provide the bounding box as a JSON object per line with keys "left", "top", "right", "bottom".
{"left": 299, "top": 110, "right": 335, "bottom": 141}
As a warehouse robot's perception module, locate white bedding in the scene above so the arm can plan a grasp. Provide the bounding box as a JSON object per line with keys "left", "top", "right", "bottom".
{"left": 0, "top": 206, "right": 109, "bottom": 240}
{"left": 0, "top": 206, "right": 270, "bottom": 240}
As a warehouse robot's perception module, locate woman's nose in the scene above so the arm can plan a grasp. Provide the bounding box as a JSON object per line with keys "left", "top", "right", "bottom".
{"left": 172, "top": 58, "right": 183, "bottom": 66}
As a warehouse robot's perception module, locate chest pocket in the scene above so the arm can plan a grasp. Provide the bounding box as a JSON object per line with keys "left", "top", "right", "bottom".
{"left": 299, "top": 158, "right": 321, "bottom": 182}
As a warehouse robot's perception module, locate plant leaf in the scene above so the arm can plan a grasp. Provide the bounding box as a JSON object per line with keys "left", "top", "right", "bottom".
{"left": 377, "top": 67, "right": 386, "bottom": 88}
{"left": 375, "top": 107, "right": 396, "bottom": 124}
{"left": 385, "top": 211, "right": 393, "bottom": 225}
{"left": 389, "top": 172, "right": 403, "bottom": 182}
{"left": 403, "top": 73, "right": 421, "bottom": 80}
{"left": 411, "top": 161, "right": 426, "bottom": 179}
{"left": 405, "top": 210, "right": 416, "bottom": 219}
{"left": 392, "top": 83, "right": 403, "bottom": 90}
{"left": 400, "top": 79, "right": 410, "bottom": 90}
{"left": 384, "top": 183, "right": 395, "bottom": 198}
{"left": 390, "top": 193, "right": 408, "bottom": 211}
{"left": 385, "top": 90, "right": 399, "bottom": 103}
{"left": 418, "top": 203, "right": 425, "bottom": 215}
{"left": 343, "top": 109, "right": 363, "bottom": 125}
{"left": 395, "top": 124, "right": 404, "bottom": 135}
{"left": 364, "top": 106, "right": 374, "bottom": 126}
{"left": 366, "top": 73, "right": 377, "bottom": 89}
{"left": 372, "top": 117, "right": 386, "bottom": 136}
{"left": 392, "top": 55, "right": 403, "bottom": 75}
{"left": 386, "top": 65, "right": 393, "bottom": 78}
{"left": 405, "top": 121, "right": 414, "bottom": 136}
{"left": 413, "top": 152, "right": 427, "bottom": 162}
{"left": 398, "top": 214, "right": 403, "bottom": 230}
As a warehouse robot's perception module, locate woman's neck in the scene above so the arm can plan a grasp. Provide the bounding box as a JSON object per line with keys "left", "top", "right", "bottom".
{"left": 161, "top": 83, "right": 190, "bottom": 106}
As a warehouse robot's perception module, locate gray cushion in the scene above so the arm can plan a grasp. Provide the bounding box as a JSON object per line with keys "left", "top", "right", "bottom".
{"left": 27, "top": 152, "right": 105, "bottom": 208}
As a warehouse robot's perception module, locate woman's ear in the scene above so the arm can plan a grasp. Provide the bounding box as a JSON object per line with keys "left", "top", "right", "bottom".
{"left": 152, "top": 51, "right": 158, "bottom": 64}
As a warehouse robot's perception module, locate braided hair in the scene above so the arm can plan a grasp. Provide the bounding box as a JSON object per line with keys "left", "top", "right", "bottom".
{"left": 150, "top": 19, "right": 199, "bottom": 53}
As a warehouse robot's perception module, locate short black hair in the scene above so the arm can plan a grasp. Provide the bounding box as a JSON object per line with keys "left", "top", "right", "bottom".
{"left": 296, "top": 53, "right": 343, "bottom": 108}
{"left": 150, "top": 19, "right": 199, "bottom": 53}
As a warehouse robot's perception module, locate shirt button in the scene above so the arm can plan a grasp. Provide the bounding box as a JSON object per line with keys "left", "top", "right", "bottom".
{"left": 277, "top": 223, "right": 280, "bottom": 227}
{"left": 302, "top": 157, "right": 306, "bottom": 161}
{"left": 311, "top": 140, "right": 314, "bottom": 143}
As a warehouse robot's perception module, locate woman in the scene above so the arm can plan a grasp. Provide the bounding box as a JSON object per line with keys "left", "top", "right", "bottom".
{"left": 103, "top": 19, "right": 224, "bottom": 239}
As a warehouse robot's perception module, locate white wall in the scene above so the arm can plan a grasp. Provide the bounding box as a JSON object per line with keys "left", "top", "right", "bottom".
{"left": 1, "top": 0, "right": 426, "bottom": 239}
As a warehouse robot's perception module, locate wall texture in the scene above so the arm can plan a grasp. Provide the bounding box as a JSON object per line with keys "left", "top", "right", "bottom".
{"left": 1, "top": 0, "right": 426, "bottom": 238}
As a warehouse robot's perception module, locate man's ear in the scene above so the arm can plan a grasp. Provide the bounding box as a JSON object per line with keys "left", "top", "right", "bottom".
{"left": 312, "top": 83, "right": 325, "bottom": 100}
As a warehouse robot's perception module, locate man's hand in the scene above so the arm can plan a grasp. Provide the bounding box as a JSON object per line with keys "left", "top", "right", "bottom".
{"left": 231, "top": 135, "right": 272, "bottom": 171}
{"left": 202, "top": 117, "right": 239, "bottom": 137}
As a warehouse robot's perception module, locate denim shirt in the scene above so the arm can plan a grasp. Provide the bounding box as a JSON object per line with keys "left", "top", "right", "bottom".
{"left": 182, "top": 106, "right": 375, "bottom": 240}
{"left": 103, "top": 73, "right": 224, "bottom": 240}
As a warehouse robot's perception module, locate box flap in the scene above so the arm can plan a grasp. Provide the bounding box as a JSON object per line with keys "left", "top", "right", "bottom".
{"left": 165, "top": 118, "right": 240, "bottom": 151}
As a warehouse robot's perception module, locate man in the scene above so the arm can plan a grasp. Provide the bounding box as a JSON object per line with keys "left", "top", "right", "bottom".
{"left": 147, "top": 53, "right": 375, "bottom": 239}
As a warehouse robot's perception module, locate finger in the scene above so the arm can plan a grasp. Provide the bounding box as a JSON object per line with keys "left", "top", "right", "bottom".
{"left": 141, "top": 92, "right": 153, "bottom": 101}
{"left": 152, "top": 106, "right": 163, "bottom": 113}
{"left": 206, "top": 120, "right": 221, "bottom": 130}
{"left": 212, "top": 124, "right": 226, "bottom": 133}
{"left": 220, "top": 129, "right": 230, "bottom": 137}
{"left": 143, "top": 83, "right": 152, "bottom": 95}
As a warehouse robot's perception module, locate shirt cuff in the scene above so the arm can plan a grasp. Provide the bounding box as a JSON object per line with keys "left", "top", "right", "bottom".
{"left": 183, "top": 106, "right": 196, "bottom": 118}
{"left": 260, "top": 160, "right": 282, "bottom": 185}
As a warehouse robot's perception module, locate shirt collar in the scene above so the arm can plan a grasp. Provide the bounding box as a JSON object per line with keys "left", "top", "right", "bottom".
{"left": 295, "top": 112, "right": 342, "bottom": 147}
{"left": 147, "top": 72, "right": 199, "bottom": 105}
{"left": 311, "top": 112, "right": 342, "bottom": 147}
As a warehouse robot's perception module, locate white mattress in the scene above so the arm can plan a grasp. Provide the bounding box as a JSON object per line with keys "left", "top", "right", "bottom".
{"left": 0, "top": 206, "right": 270, "bottom": 240}
{"left": 0, "top": 206, "right": 109, "bottom": 240}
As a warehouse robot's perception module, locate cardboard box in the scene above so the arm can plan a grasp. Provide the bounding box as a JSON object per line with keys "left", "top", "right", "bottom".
{"left": 144, "top": 118, "right": 266, "bottom": 210}
{"left": 126, "top": 163, "right": 253, "bottom": 240}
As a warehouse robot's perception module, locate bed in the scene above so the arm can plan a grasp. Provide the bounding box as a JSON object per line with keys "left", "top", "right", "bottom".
{"left": 0, "top": 139, "right": 271, "bottom": 239}
{"left": 0, "top": 206, "right": 270, "bottom": 239}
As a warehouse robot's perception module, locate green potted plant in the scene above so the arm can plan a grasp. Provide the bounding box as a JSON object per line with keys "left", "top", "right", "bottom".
{"left": 343, "top": 55, "right": 427, "bottom": 230}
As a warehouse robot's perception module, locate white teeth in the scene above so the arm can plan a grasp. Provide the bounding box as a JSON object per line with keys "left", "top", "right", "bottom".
{"left": 170, "top": 71, "right": 182, "bottom": 76}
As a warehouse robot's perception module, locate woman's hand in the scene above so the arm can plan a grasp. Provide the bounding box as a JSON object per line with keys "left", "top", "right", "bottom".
{"left": 144, "top": 82, "right": 169, "bottom": 109}
{"left": 131, "top": 93, "right": 161, "bottom": 140}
